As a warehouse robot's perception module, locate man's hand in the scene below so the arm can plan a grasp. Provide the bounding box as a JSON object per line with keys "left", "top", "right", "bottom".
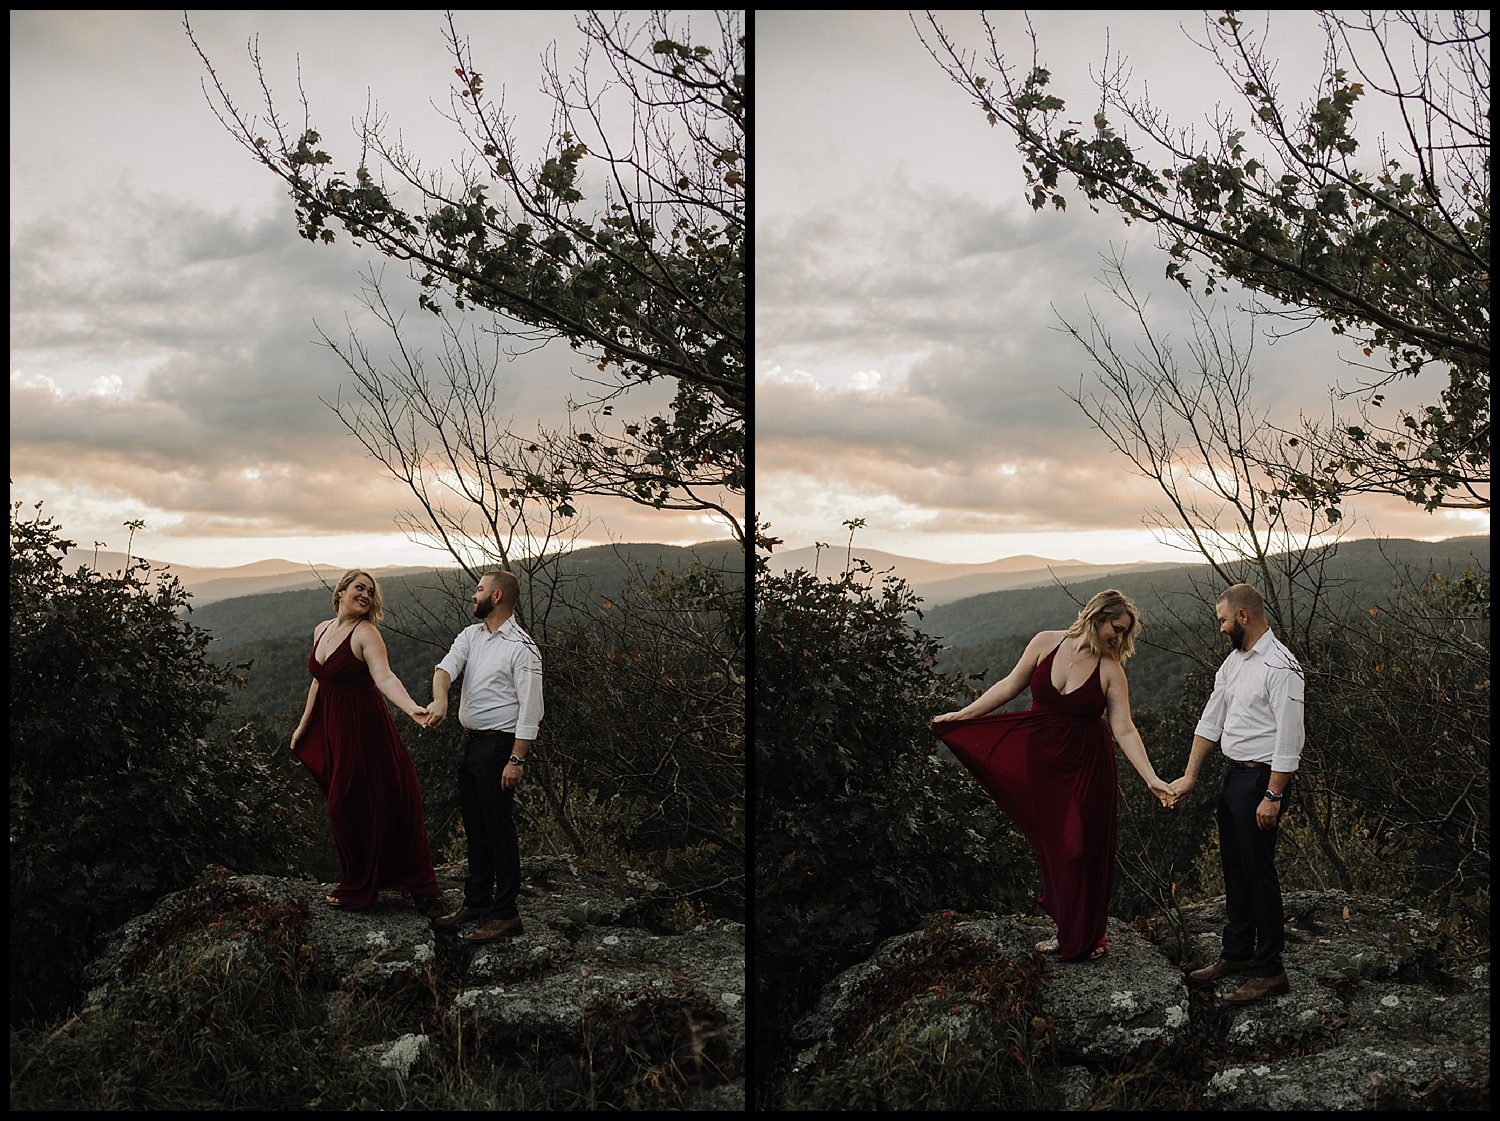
{"left": 1166, "top": 776, "right": 1194, "bottom": 803}
{"left": 425, "top": 698, "right": 447, "bottom": 728}
{"left": 1257, "top": 796, "right": 1282, "bottom": 830}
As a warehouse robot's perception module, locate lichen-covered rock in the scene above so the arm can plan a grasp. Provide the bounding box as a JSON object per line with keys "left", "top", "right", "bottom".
{"left": 82, "top": 855, "right": 744, "bottom": 1109}
{"left": 1205, "top": 1041, "right": 1487, "bottom": 1110}
{"left": 794, "top": 915, "right": 1188, "bottom": 1070}
{"left": 789, "top": 892, "right": 1488, "bottom": 1110}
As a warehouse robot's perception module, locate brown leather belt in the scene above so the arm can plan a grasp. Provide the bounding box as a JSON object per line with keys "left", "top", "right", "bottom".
{"left": 462, "top": 727, "right": 513, "bottom": 739}
{"left": 1224, "top": 758, "right": 1271, "bottom": 770}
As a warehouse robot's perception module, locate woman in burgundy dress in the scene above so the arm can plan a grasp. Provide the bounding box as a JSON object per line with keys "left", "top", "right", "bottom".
{"left": 291, "top": 569, "right": 442, "bottom": 912}
{"left": 932, "top": 589, "right": 1175, "bottom": 960}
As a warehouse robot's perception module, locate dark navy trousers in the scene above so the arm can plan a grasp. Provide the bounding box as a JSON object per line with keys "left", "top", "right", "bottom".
{"left": 458, "top": 731, "right": 521, "bottom": 921}
{"left": 1217, "top": 763, "right": 1288, "bottom": 977}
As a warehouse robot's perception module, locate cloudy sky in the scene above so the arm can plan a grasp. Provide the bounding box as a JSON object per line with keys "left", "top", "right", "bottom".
{"left": 11, "top": 9, "right": 735, "bottom": 570}
{"left": 757, "top": 10, "right": 1487, "bottom": 565}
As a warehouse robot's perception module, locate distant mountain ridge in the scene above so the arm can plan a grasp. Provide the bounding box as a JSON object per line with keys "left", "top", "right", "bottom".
{"left": 59, "top": 550, "right": 427, "bottom": 606}
{"left": 69, "top": 542, "right": 736, "bottom": 607}
{"left": 183, "top": 541, "right": 740, "bottom": 730}
{"left": 189, "top": 540, "right": 742, "bottom": 652}
{"left": 924, "top": 535, "right": 1488, "bottom": 713}
{"left": 769, "top": 544, "right": 1201, "bottom": 606}
{"left": 918, "top": 535, "right": 1488, "bottom": 650}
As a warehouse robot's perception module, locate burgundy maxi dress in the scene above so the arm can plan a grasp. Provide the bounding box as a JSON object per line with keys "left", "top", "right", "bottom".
{"left": 294, "top": 627, "right": 440, "bottom": 909}
{"left": 933, "top": 641, "right": 1118, "bottom": 960}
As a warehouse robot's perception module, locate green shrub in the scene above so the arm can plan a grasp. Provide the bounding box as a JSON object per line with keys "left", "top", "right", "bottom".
{"left": 535, "top": 559, "right": 745, "bottom": 921}
{"left": 753, "top": 527, "right": 1027, "bottom": 1098}
{"left": 9, "top": 504, "right": 310, "bottom": 1025}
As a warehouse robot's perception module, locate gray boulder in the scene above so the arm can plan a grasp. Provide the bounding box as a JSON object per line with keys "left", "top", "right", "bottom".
{"left": 82, "top": 856, "right": 743, "bottom": 1110}
{"left": 788, "top": 892, "right": 1487, "bottom": 1110}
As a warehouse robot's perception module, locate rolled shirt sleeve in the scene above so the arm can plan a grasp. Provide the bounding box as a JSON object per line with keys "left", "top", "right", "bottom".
{"left": 1266, "top": 648, "right": 1306, "bottom": 773}
{"left": 436, "top": 629, "right": 470, "bottom": 684}
{"left": 512, "top": 640, "right": 544, "bottom": 741}
{"left": 1194, "top": 659, "right": 1231, "bottom": 743}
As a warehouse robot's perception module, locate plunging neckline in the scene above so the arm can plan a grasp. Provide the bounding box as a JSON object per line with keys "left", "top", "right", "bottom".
{"left": 1049, "top": 641, "right": 1100, "bottom": 697}
{"left": 315, "top": 622, "right": 358, "bottom": 667}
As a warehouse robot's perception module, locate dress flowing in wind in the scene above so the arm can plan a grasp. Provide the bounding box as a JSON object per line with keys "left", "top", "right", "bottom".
{"left": 294, "top": 628, "right": 439, "bottom": 908}
{"left": 933, "top": 642, "right": 1118, "bottom": 959}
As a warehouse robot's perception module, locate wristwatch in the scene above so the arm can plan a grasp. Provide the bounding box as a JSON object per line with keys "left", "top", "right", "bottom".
{"left": 508, "top": 755, "right": 527, "bottom": 767}
{"left": 1262, "top": 790, "right": 1282, "bottom": 802}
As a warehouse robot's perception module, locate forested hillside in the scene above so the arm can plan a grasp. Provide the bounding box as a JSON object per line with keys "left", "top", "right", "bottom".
{"left": 198, "top": 541, "right": 743, "bottom": 728}
{"left": 927, "top": 536, "right": 1487, "bottom": 711}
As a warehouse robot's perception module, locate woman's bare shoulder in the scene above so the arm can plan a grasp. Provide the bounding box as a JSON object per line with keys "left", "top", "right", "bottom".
{"left": 1100, "top": 655, "right": 1129, "bottom": 698}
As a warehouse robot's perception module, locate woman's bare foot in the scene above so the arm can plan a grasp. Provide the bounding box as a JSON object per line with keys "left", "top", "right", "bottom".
{"left": 1036, "top": 937, "right": 1107, "bottom": 959}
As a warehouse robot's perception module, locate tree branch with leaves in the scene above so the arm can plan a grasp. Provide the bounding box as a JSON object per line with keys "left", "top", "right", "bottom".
{"left": 185, "top": 10, "right": 744, "bottom": 542}
{"left": 916, "top": 9, "right": 1489, "bottom": 518}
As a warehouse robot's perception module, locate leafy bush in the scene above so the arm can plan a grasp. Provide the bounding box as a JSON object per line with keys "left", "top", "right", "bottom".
{"left": 1296, "top": 566, "right": 1489, "bottom": 926}
{"left": 753, "top": 531, "right": 1027, "bottom": 1096}
{"left": 534, "top": 559, "right": 745, "bottom": 922}
{"left": 9, "top": 504, "right": 312, "bottom": 1026}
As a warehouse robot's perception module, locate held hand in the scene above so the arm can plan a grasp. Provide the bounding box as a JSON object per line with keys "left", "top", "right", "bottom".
{"left": 1166, "top": 776, "right": 1194, "bottom": 802}
{"left": 425, "top": 700, "right": 447, "bottom": 728}
{"left": 409, "top": 706, "right": 431, "bottom": 727}
{"left": 1149, "top": 777, "right": 1178, "bottom": 810}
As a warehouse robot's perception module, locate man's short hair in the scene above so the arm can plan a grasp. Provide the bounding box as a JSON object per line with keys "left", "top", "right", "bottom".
{"left": 1217, "top": 582, "right": 1265, "bottom": 620}
{"left": 484, "top": 569, "right": 521, "bottom": 605}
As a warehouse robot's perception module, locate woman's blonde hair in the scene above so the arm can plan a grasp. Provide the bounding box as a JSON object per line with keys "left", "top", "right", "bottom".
{"left": 332, "top": 569, "right": 385, "bottom": 626}
{"left": 1063, "top": 588, "right": 1140, "bottom": 665}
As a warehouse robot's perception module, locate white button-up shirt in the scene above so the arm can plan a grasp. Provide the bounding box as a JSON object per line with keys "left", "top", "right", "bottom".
{"left": 1194, "top": 627, "right": 1305, "bottom": 772}
{"left": 436, "top": 615, "right": 544, "bottom": 740}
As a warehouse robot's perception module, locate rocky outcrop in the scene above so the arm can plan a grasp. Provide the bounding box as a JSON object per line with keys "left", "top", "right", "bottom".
{"left": 790, "top": 892, "right": 1488, "bottom": 1110}
{"left": 81, "top": 857, "right": 744, "bottom": 1109}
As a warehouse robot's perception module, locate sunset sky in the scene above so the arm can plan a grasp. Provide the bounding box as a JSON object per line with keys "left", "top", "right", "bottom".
{"left": 10, "top": 9, "right": 736, "bottom": 570}
{"left": 10, "top": 11, "right": 1484, "bottom": 574}
{"left": 756, "top": 10, "right": 1487, "bottom": 565}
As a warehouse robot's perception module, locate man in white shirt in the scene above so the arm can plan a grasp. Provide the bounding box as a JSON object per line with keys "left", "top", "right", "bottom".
{"left": 1168, "top": 583, "right": 1304, "bottom": 1004}
{"left": 426, "top": 570, "right": 544, "bottom": 943}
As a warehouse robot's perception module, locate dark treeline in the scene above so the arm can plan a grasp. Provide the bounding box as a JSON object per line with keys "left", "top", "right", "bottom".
{"left": 929, "top": 536, "right": 1488, "bottom": 713}
{"left": 921, "top": 535, "right": 1488, "bottom": 650}
{"left": 189, "top": 541, "right": 741, "bottom": 651}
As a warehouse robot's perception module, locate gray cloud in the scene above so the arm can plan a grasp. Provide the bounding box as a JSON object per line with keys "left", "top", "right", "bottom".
{"left": 10, "top": 183, "right": 707, "bottom": 545}
{"left": 11, "top": 10, "right": 740, "bottom": 563}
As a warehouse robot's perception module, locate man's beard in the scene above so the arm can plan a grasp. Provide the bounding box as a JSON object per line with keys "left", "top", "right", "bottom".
{"left": 1225, "top": 620, "right": 1247, "bottom": 650}
{"left": 473, "top": 598, "right": 494, "bottom": 619}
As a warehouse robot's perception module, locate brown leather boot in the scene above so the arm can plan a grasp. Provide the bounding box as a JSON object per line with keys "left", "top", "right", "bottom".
{"left": 1187, "top": 956, "right": 1252, "bottom": 985}
{"left": 1223, "top": 971, "right": 1289, "bottom": 1003}
{"left": 432, "top": 904, "right": 488, "bottom": 929}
